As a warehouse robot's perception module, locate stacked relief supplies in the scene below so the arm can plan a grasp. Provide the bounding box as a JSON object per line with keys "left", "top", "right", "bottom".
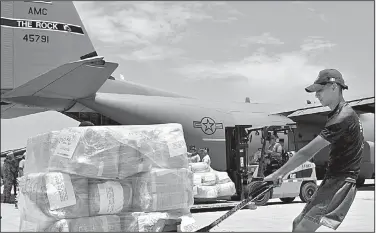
{"left": 189, "top": 162, "right": 236, "bottom": 200}
{"left": 19, "top": 123, "right": 197, "bottom": 232}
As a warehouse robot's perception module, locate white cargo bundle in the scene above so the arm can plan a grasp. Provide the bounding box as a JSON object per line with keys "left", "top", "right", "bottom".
{"left": 19, "top": 124, "right": 196, "bottom": 232}
{"left": 24, "top": 123, "right": 188, "bottom": 179}
{"left": 189, "top": 162, "right": 236, "bottom": 200}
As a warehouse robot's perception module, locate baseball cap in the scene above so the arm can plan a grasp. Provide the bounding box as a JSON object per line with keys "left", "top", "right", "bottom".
{"left": 305, "top": 69, "right": 348, "bottom": 93}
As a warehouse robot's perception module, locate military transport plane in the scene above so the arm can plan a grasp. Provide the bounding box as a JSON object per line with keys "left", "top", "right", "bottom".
{"left": 1, "top": 1, "right": 374, "bottom": 184}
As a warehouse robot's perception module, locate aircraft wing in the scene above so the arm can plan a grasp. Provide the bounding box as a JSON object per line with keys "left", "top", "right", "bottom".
{"left": 272, "top": 96, "right": 374, "bottom": 125}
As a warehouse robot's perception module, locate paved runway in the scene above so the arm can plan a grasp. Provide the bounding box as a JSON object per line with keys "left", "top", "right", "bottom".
{"left": 1, "top": 180, "right": 374, "bottom": 232}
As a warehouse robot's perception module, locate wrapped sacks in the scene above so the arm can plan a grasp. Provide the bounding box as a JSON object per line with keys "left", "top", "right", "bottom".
{"left": 88, "top": 180, "right": 133, "bottom": 216}
{"left": 216, "top": 182, "right": 236, "bottom": 197}
{"left": 131, "top": 168, "right": 194, "bottom": 212}
{"left": 195, "top": 186, "right": 218, "bottom": 199}
{"left": 120, "top": 212, "right": 169, "bottom": 232}
{"left": 193, "top": 172, "right": 217, "bottom": 186}
{"left": 24, "top": 133, "right": 53, "bottom": 175}
{"left": 134, "top": 125, "right": 189, "bottom": 170}
{"left": 48, "top": 127, "right": 125, "bottom": 179}
{"left": 46, "top": 215, "right": 121, "bottom": 232}
{"left": 18, "top": 193, "right": 56, "bottom": 232}
{"left": 119, "top": 209, "right": 197, "bottom": 232}
{"left": 214, "top": 171, "right": 232, "bottom": 184}
{"left": 18, "top": 172, "right": 89, "bottom": 220}
{"left": 193, "top": 169, "right": 236, "bottom": 199}
{"left": 189, "top": 162, "right": 210, "bottom": 173}
{"left": 20, "top": 123, "right": 195, "bottom": 232}
{"left": 25, "top": 124, "right": 188, "bottom": 179}
{"left": 118, "top": 140, "right": 152, "bottom": 179}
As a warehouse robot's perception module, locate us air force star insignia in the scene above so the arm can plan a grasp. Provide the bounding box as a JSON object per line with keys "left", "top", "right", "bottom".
{"left": 193, "top": 117, "right": 224, "bottom": 135}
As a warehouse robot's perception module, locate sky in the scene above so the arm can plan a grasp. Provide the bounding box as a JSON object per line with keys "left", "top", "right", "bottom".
{"left": 1, "top": 1, "right": 375, "bottom": 151}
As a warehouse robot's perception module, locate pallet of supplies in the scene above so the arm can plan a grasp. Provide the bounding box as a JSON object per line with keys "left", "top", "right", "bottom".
{"left": 189, "top": 162, "right": 236, "bottom": 201}
{"left": 46, "top": 215, "right": 121, "bottom": 232}
{"left": 19, "top": 123, "right": 197, "bottom": 232}
{"left": 24, "top": 123, "right": 188, "bottom": 179}
{"left": 131, "top": 168, "right": 194, "bottom": 212}
{"left": 88, "top": 179, "right": 133, "bottom": 216}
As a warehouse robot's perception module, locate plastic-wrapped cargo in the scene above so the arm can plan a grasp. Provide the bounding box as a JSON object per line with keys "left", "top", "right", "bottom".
{"left": 216, "top": 182, "right": 236, "bottom": 197}
{"left": 47, "top": 127, "right": 125, "bottom": 179}
{"left": 118, "top": 140, "right": 152, "bottom": 180}
{"left": 214, "top": 171, "right": 232, "bottom": 184}
{"left": 18, "top": 193, "right": 56, "bottom": 232}
{"left": 88, "top": 179, "right": 133, "bottom": 216}
{"left": 192, "top": 173, "right": 202, "bottom": 186}
{"left": 18, "top": 172, "right": 89, "bottom": 220}
{"left": 195, "top": 185, "right": 218, "bottom": 199}
{"left": 25, "top": 123, "right": 188, "bottom": 179}
{"left": 46, "top": 215, "right": 121, "bottom": 232}
{"left": 119, "top": 209, "right": 197, "bottom": 232}
{"left": 166, "top": 209, "right": 199, "bottom": 232}
{"left": 120, "top": 212, "right": 170, "bottom": 232}
{"left": 133, "top": 125, "right": 189, "bottom": 171}
{"left": 24, "top": 134, "right": 53, "bottom": 175}
{"left": 131, "top": 168, "right": 194, "bottom": 212}
{"left": 193, "top": 172, "right": 217, "bottom": 186}
{"left": 189, "top": 162, "right": 210, "bottom": 173}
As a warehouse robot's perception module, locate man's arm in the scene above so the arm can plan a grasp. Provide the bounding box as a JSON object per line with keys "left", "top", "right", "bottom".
{"left": 265, "top": 135, "right": 330, "bottom": 179}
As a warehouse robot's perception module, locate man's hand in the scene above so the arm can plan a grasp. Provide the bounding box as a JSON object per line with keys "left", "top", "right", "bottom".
{"left": 264, "top": 173, "right": 283, "bottom": 187}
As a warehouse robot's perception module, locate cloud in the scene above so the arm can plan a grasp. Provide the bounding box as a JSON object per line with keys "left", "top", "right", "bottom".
{"left": 239, "top": 33, "right": 284, "bottom": 47}
{"left": 119, "top": 45, "right": 184, "bottom": 61}
{"left": 173, "top": 37, "right": 339, "bottom": 103}
{"left": 174, "top": 51, "right": 323, "bottom": 86}
{"left": 307, "top": 7, "right": 327, "bottom": 22}
{"left": 300, "top": 36, "right": 336, "bottom": 52}
{"left": 74, "top": 1, "right": 241, "bottom": 61}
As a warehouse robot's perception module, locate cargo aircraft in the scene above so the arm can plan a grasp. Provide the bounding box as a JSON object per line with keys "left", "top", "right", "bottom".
{"left": 1, "top": 1, "right": 374, "bottom": 184}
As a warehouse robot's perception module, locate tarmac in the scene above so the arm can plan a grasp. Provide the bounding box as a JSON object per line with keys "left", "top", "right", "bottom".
{"left": 1, "top": 180, "right": 374, "bottom": 232}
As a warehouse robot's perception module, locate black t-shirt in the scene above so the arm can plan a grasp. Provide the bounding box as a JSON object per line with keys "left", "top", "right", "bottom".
{"left": 319, "top": 101, "right": 364, "bottom": 179}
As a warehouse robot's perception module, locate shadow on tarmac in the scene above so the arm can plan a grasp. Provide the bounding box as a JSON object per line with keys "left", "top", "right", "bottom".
{"left": 192, "top": 183, "right": 375, "bottom": 213}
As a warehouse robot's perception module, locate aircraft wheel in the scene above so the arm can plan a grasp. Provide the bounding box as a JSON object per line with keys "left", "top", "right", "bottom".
{"left": 247, "top": 181, "right": 271, "bottom": 206}
{"left": 299, "top": 182, "right": 317, "bottom": 203}
{"left": 280, "top": 197, "right": 295, "bottom": 203}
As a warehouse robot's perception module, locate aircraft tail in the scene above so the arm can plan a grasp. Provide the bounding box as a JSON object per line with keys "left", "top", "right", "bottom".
{"left": 1, "top": 1, "right": 119, "bottom": 119}
{"left": 1, "top": 1, "right": 98, "bottom": 95}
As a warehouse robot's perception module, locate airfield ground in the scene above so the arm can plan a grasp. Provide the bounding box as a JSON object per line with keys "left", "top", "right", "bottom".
{"left": 1, "top": 180, "right": 374, "bottom": 232}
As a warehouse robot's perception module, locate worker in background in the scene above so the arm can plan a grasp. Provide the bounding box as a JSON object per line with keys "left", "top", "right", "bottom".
{"left": 187, "top": 146, "right": 200, "bottom": 163}
{"left": 18, "top": 153, "right": 25, "bottom": 177}
{"left": 279, "top": 138, "right": 288, "bottom": 164}
{"left": 14, "top": 153, "right": 26, "bottom": 209}
{"left": 2, "top": 152, "right": 18, "bottom": 204}
{"left": 201, "top": 147, "right": 211, "bottom": 166}
{"left": 79, "top": 121, "right": 95, "bottom": 127}
{"left": 249, "top": 148, "right": 262, "bottom": 165}
{"left": 266, "top": 135, "right": 283, "bottom": 162}
{"left": 197, "top": 148, "right": 206, "bottom": 163}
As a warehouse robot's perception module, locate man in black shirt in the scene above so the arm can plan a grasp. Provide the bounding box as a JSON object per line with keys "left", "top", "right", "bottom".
{"left": 264, "top": 69, "right": 364, "bottom": 231}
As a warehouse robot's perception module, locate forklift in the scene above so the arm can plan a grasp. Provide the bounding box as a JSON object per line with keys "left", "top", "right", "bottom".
{"left": 225, "top": 124, "right": 318, "bottom": 206}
